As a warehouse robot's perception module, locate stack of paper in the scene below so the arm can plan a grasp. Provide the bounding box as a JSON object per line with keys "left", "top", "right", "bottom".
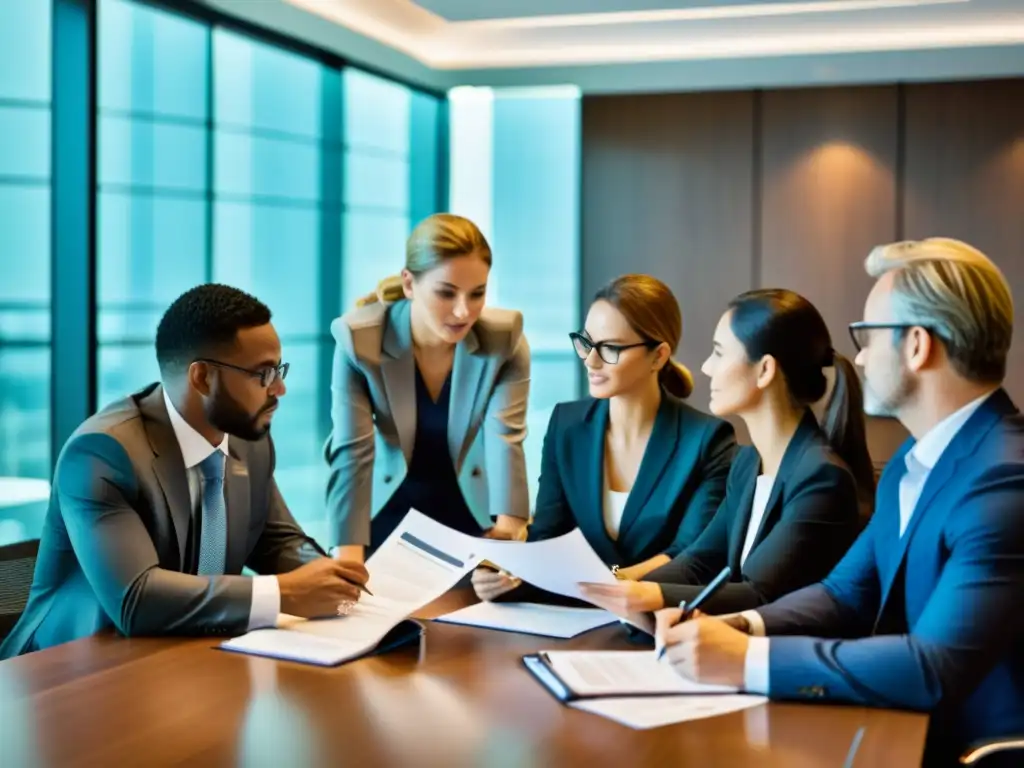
{"left": 220, "top": 512, "right": 479, "bottom": 666}
{"left": 435, "top": 601, "right": 617, "bottom": 639}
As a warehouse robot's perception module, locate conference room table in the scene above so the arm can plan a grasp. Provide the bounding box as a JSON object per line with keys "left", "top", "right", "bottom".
{"left": 0, "top": 589, "right": 929, "bottom": 767}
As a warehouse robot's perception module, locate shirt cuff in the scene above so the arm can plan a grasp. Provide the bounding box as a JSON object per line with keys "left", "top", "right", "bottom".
{"left": 247, "top": 575, "right": 281, "bottom": 630}
{"left": 741, "top": 609, "right": 766, "bottom": 636}
{"left": 744, "top": 636, "right": 770, "bottom": 695}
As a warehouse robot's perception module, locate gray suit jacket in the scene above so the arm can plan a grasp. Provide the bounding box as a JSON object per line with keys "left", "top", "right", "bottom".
{"left": 0, "top": 383, "right": 322, "bottom": 659}
{"left": 324, "top": 299, "right": 531, "bottom": 546}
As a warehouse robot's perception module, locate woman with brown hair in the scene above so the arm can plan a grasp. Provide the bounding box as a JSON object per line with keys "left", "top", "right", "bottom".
{"left": 578, "top": 288, "right": 867, "bottom": 617}
{"left": 324, "top": 213, "right": 531, "bottom": 560}
{"left": 473, "top": 274, "right": 736, "bottom": 601}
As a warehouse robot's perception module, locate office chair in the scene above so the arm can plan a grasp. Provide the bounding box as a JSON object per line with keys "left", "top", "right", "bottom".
{"left": 961, "top": 739, "right": 1024, "bottom": 765}
{"left": 0, "top": 539, "right": 39, "bottom": 640}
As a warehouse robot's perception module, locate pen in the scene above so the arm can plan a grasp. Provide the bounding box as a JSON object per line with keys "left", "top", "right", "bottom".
{"left": 656, "top": 566, "right": 732, "bottom": 661}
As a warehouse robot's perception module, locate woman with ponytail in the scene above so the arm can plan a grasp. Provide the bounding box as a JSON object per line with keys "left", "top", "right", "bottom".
{"left": 578, "top": 288, "right": 865, "bottom": 617}
{"left": 473, "top": 274, "right": 736, "bottom": 601}
{"left": 325, "top": 213, "right": 531, "bottom": 561}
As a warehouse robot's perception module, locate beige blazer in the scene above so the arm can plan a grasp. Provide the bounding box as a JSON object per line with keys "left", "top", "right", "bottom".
{"left": 324, "top": 299, "right": 531, "bottom": 546}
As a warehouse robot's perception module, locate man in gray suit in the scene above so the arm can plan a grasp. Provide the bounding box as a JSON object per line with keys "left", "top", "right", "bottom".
{"left": 1, "top": 284, "right": 367, "bottom": 658}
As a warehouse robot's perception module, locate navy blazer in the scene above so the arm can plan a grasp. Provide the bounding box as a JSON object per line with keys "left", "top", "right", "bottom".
{"left": 527, "top": 393, "right": 736, "bottom": 567}
{"left": 757, "top": 389, "right": 1024, "bottom": 765}
{"left": 645, "top": 410, "right": 861, "bottom": 614}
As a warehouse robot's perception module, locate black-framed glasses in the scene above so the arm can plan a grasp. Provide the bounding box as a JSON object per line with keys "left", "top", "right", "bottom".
{"left": 195, "top": 358, "right": 289, "bottom": 388}
{"left": 569, "top": 332, "right": 658, "bottom": 365}
{"left": 848, "top": 322, "right": 931, "bottom": 352}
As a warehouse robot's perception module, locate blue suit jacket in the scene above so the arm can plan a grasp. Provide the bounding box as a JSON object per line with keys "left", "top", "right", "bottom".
{"left": 527, "top": 393, "right": 736, "bottom": 566}
{"left": 758, "top": 389, "right": 1024, "bottom": 764}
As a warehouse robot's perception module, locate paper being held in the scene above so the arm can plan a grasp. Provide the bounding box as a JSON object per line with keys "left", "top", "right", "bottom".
{"left": 572, "top": 694, "right": 767, "bottom": 729}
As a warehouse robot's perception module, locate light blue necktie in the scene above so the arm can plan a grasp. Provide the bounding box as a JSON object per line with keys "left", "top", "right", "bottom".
{"left": 197, "top": 451, "right": 227, "bottom": 575}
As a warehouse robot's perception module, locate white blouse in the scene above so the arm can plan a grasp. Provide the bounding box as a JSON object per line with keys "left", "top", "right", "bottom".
{"left": 740, "top": 475, "right": 776, "bottom": 567}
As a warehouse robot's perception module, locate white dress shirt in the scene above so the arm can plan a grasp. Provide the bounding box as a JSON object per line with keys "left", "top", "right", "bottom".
{"left": 741, "top": 475, "right": 775, "bottom": 567}
{"left": 603, "top": 482, "right": 630, "bottom": 541}
{"left": 163, "top": 390, "right": 280, "bottom": 630}
{"left": 739, "top": 390, "right": 995, "bottom": 694}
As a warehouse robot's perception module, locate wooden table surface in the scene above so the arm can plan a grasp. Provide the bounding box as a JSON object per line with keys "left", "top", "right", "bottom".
{"left": 0, "top": 590, "right": 928, "bottom": 768}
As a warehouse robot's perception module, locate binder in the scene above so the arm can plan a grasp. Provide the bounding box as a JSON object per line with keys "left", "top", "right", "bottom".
{"left": 521, "top": 650, "right": 737, "bottom": 703}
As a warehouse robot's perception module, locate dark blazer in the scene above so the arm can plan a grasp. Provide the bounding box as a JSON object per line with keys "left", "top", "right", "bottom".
{"left": 646, "top": 410, "right": 860, "bottom": 614}
{"left": 527, "top": 393, "right": 736, "bottom": 566}
{"left": 0, "top": 384, "right": 323, "bottom": 659}
{"left": 755, "top": 390, "right": 1024, "bottom": 765}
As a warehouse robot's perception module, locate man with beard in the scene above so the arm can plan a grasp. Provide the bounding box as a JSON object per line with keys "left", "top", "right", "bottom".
{"left": 1, "top": 284, "right": 368, "bottom": 658}
{"left": 655, "top": 238, "right": 1024, "bottom": 767}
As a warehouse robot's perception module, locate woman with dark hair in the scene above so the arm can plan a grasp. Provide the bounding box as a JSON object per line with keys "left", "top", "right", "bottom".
{"left": 580, "top": 288, "right": 865, "bottom": 616}
{"left": 813, "top": 355, "right": 876, "bottom": 522}
{"left": 473, "top": 274, "right": 736, "bottom": 602}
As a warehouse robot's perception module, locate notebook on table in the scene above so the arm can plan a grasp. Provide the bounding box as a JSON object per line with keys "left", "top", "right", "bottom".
{"left": 522, "top": 650, "right": 738, "bottom": 703}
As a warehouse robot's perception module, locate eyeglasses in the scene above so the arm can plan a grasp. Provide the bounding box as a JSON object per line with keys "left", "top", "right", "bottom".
{"left": 569, "top": 332, "right": 658, "bottom": 365}
{"left": 195, "top": 359, "right": 290, "bottom": 388}
{"left": 848, "top": 322, "right": 932, "bottom": 352}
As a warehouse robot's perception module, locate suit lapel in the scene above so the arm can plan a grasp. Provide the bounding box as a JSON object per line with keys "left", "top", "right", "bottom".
{"left": 726, "top": 453, "right": 760, "bottom": 571}
{"left": 876, "top": 390, "right": 1013, "bottom": 616}
{"left": 448, "top": 330, "right": 486, "bottom": 469}
{"left": 742, "top": 411, "right": 821, "bottom": 558}
{"left": 224, "top": 441, "right": 251, "bottom": 575}
{"left": 615, "top": 396, "right": 682, "bottom": 543}
{"left": 381, "top": 301, "right": 417, "bottom": 463}
{"left": 569, "top": 400, "right": 621, "bottom": 564}
{"left": 138, "top": 386, "right": 192, "bottom": 569}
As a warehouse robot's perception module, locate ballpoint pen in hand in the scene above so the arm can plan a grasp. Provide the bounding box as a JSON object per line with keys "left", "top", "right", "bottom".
{"left": 656, "top": 565, "right": 732, "bottom": 660}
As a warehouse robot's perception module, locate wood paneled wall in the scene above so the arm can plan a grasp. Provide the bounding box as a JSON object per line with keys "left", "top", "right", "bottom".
{"left": 581, "top": 78, "right": 1024, "bottom": 464}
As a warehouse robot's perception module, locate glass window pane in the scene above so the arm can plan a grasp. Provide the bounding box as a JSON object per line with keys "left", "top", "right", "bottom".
{"left": 215, "top": 133, "right": 320, "bottom": 202}
{"left": 0, "top": 348, "right": 51, "bottom": 545}
{"left": 98, "top": 0, "right": 209, "bottom": 119}
{"left": 343, "top": 69, "right": 410, "bottom": 154}
{"left": 342, "top": 210, "right": 409, "bottom": 311}
{"left": 0, "top": 0, "right": 51, "bottom": 102}
{"left": 97, "top": 193, "right": 207, "bottom": 342}
{"left": 214, "top": 29, "right": 324, "bottom": 138}
{"left": 344, "top": 152, "right": 409, "bottom": 211}
{"left": 99, "top": 116, "right": 206, "bottom": 191}
{"left": 97, "top": 345, "right": 161, "bottom": 413}
{"left": 0, "top": 187, "right": 51, "bottom": 308}
{"left": 268, "top": 341, "right": 328, "bottom": 542}
{"left": 213, "top": 203, "right": 319, "bottom": 336}
{"left": 0, "top": 107, "right": 51, "bottom": 179}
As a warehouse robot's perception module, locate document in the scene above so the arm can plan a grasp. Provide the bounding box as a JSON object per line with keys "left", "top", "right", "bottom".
{"left": 571, "top": 694, "right": 767, "bottom": 729}
{"left": 220, "top": 511, "right": 479, "bottom": 666}
{"left": 435, "top": 601, "right": 617, "bottom": 639}
{"left": 522, "top": 650, "right": 737, "bottom": 701}
{"left": 473, "top": 528, "right": 618, "bottom": 601}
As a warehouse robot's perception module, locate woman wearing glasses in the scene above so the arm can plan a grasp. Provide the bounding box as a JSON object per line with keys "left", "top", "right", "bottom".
{"left": 578, "top": 289, "right": 872, "bottom": 617}
{"left": 325, "top": 213, "right": 531, "bottom": 561}
{"left": 473, "top": 274, "right": 736, "bottom": 602}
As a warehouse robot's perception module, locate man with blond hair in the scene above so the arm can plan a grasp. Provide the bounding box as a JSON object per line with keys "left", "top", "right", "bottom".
{"left": 657, "top": 238, "right": 1024, "bottom": 766}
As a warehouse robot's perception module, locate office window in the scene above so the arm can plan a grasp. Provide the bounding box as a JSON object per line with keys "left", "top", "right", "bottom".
{"left": 341, "top": 69, "right": 414, "bottom": 310}
{"left": 448, "top": 86, "right": 582, "bottom": 507}
{"left": 213, "top": 29, "right": 336, "bottom": 541}
{"left": 96, "top": 0, "right": 210, "bottom": 409}
{"left": 0, "top": 0, "right": 52, "bottom": 544}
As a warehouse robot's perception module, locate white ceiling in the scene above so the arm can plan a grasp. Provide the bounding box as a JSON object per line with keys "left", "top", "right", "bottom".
{"left": 416, "top": 0, "right": 802, "bottom": 22}
{"left": 200, "top": 0, "right": 1024, "bottom": 92}
{"left": 282, "top": 0, "right": 1024, "bottom": 68}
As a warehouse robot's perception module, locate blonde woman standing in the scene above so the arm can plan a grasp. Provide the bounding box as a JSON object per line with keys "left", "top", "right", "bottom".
{"left": 325, "top": 214, "right": 530, "bottom": 560}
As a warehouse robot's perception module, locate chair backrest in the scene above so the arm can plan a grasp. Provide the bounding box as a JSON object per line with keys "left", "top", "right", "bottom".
{"left": 0, "top": 539, "right": 40, "bottom": 640}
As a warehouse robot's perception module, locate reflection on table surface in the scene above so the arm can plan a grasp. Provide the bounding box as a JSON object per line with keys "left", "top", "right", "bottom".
{"left": 0, "top": 590, "right": 929, "bottom": 768}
